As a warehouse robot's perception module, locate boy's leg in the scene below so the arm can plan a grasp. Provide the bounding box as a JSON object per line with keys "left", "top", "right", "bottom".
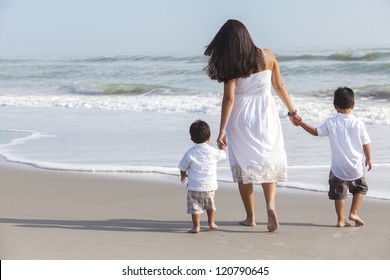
{"left": 349, "top": 193, "right": 364, "bottom": 226}
{"left": 205, "top": 191, "right": 217, "bottom": 230}
{"left": 187, "top": 190, "right": 201, "bottom": 233}
{"left": 329, "top": 171, "right": 350, "bottom": 227}
{"left": 238, "top": 182, "right": 256, "bottom": 226}
{"left": 206, "top": 210, "right": 218, "bottom": 229}
{"left": 262, "top": 182, "right": 279, "bottom": 232}
{"left": 189, "top": 214, "right": 201, "bottom": 233}
{"left": 334, "top": 199, "right": 351, "bottom": 227}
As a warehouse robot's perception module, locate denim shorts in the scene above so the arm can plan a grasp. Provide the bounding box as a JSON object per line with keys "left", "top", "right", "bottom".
{"left": 187, "top": 190, "right": 216, "bottom": 214}
{"left": 328, "top": 171, "right": 368, "bottom": 200}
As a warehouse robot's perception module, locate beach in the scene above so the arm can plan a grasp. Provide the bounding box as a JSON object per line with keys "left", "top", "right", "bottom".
{"left": 1, "top": 164, "right": 389, "bottom": 260}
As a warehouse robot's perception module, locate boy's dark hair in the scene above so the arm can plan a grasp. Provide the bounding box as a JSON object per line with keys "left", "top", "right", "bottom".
{"left": 189, "top": 120, "right": 211, "bottom": 144}
{"left": 334, "top": 87, "right": 355, "bottom": 109}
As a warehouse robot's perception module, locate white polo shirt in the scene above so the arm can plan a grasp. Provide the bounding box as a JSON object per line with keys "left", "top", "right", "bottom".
{"left": 178, "top": 143, "right": 226, "bottom": 192}
{"left": 317, "top": 113, "right": 371, "bottom": 180}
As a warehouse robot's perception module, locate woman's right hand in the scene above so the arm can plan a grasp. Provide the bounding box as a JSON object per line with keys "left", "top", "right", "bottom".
{"left": 217, "top": 131, "right": 227, "bottom": 149}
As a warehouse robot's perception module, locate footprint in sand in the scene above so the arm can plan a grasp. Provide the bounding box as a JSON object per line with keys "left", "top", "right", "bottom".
{"left": 332, "top": 231, "right": 344, "bottom": 238}
{"left": 216, "top": 234, "right": 228, "bottom": 244}
{"left": 332, "top": 228, "right": 359, "bottom": 239}
{"left": 274, "top": 241, "right": 289, "bottom": 248}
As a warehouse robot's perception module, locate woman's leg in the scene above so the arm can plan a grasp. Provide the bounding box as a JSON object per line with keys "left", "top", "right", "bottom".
{"left": 262, "top": 182, "right": 279, "bottom": 232}
{"left": 238, "top": 182, "right": 256, "bottom": 226}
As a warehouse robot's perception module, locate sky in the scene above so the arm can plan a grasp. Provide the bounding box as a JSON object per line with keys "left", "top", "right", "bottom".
{"left": 0, "top": 0, "right": 389, "bottom": 57}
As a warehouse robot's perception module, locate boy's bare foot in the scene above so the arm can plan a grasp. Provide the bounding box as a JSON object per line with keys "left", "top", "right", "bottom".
{"left": 336, "top": 221, "right": 351, "bottom": 227}
{"left": 267, "top": 209, "right": 279, "bottom": 232}
{"left": 239, "top": 218, "right": 256, "bottom": 227}
{"left": 349, "top": 214, "right": 364, "bottom": 226}
{"left": 188, "top": 227, "right": 200, "bottom": 234}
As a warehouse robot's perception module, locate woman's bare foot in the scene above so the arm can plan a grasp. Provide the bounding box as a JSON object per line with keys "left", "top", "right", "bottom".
{"left": 336, "top": 220, "right": 351, "bottom": 227}
{"left": 208, "top": 222, "right": 218, "bottom": 230}
{"left": 188, "top": 227, "right": 200, "bottom": 234}
{"left": 239, "top": 218, "right": 256, "bottom": 227}
{"left": 349, "top": 213, "right": 364, "bottom": 226}
{"left": 267, "top": 209, "right": 279, "bottom": 232}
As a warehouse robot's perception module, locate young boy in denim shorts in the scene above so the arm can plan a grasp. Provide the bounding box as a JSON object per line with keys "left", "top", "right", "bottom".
{"left": 297, "top": 87, "right": 372, "bottom": 227}
{"left": 178, "top": 120, "right": 226, "bottom": 233}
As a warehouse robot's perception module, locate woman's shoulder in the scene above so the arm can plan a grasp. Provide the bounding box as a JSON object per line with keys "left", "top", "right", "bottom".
{"left": 260, "top": 48, "right": 274, "bottom": 57}
{"left": 261, "top": 48, "right": 277, "bottom": 61}
{"left": 259, "top": 48, "right": 276, "bottom": 70}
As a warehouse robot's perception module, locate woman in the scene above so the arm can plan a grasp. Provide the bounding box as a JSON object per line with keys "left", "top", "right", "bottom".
{"left": 204, "top": 19, "right": 300, "bottom": 232}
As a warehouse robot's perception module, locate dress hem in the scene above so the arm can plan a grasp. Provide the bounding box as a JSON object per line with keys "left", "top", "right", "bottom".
{"left": 231, "top": 163, "right": 287, "bottom": 185}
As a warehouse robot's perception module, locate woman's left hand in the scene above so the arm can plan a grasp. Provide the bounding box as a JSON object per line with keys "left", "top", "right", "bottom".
{"left": 289, "top": 114, "right": 302, "bottom": 126}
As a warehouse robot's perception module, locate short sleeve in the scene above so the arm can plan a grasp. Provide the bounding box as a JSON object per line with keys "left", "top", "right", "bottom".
{"left": 316, "top": 121, "right": 329, "bottom": 137}
{"left": 359, "top": 122, "right": 371, "bottom": 145}
{"left": 178, "top": 152, "right": 190, "bottom": 171}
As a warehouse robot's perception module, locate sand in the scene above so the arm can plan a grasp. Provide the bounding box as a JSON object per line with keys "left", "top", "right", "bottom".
{"left": 0, "top": 164, "right": 389, "bottom": 260}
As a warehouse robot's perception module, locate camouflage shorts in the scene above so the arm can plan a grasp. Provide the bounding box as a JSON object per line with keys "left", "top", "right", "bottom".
{"left": 328, "top": 171, "right": 368, "bottom": 200}
{"left": 187, "top": 190, "right": 216, "bottom": 214}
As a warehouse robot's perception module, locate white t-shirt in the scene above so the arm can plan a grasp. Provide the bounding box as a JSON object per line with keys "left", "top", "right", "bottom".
{"left": 316, "top": 113, "right": 371, "bottom": 180}
{"left": 178, "top": 143, "right": 226, "bottom": 191}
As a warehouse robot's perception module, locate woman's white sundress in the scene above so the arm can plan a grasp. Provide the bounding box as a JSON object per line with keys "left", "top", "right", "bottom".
{"left": 226, "top": 70, "right": 287, "bottom": 184}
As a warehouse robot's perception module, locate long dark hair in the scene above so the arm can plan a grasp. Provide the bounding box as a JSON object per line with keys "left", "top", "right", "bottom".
{"left": 204, "top": 19, "right": 265, "bottom": 83}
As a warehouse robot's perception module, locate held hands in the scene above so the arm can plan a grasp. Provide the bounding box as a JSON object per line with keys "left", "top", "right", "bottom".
{"left": 217, "top": 131, "right": 227, "bottom": 150}
{"left": 287, "top": 110, "right": 302, "bottom": 126}
{"left": 289, "top": 114, "right": 302, "bottom": 126}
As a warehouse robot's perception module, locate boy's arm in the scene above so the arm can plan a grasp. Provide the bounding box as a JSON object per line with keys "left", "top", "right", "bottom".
{"left": 363, "top": 144, "right": 372, "bottom": 171}
{"left": 180, "top": 170, "right": 187, "bottom": 184}
{"left": 298, "top": 121, "right": 319, "bottom": 136}
{"left": 217, "top": 147, "right": 227, "bottom": 162}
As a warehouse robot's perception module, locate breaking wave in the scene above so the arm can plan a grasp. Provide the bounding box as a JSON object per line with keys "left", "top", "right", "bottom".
{"left": 277, "top": 50, "right": 390, "bottom": 62}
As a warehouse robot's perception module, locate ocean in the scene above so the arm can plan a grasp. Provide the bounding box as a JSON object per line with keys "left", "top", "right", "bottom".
{"left": 1, "top": 47, "right": 389, "bottom": 199}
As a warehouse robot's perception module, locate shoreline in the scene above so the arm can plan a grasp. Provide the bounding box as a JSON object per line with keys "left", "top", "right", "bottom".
{"left": 2, "top": 117, "right": 390, "bottom": 200}
{"left": 1, "top": 164, "right": 389, "bottom": 259}
{"left": 1, "top": 154, "right": 389, "bottom": 201}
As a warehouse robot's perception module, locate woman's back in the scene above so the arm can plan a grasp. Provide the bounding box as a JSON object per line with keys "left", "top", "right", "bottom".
{"left": 235, "top": 70, "right": 273, "bottom": 97}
